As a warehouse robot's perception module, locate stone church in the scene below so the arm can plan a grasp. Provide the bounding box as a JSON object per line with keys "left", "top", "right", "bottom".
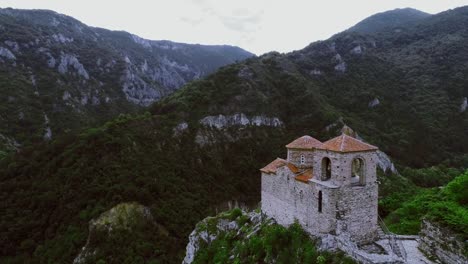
{"left": 260, "top": 133, "right": 379, "bottom": 244}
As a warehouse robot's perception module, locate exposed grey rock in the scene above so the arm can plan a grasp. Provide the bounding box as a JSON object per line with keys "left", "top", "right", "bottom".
{"left": 91, "top": 96, "right": 100, "bottom": 105}
{"left": 124, "top": 56, "right": 131, "bottom": 64}
{"left": 4, "top": 40, "right": 19, "bottom": 52}
{"left": 52, "top": 33, "right": 73, "bottom": 43}
{"left": 0, "top": 47, "right": 16, "bottom": 60}
{"left": 173, "top": 122, "right": 189, "bottom": 135}
{"left": 333, "top": 53, "right": 342, "bottom": 62}
{"left": 131, "top": 34, "right": 152, "bottom": 49}
{"left": 368, "top": 98, "right": 380, "bottom": 108}
{"left": 30, "top": 75, "right": 37, "bottom": 86}
{"left": 334, "top": 61, "right": 347, "bottom": 73}
{"left": 46, "top": 52, "right": 56, "bottom": 68}
{"left": 310, "top": 69, "right": 323, "bottom": 75}
{"left": 460, "top": 97, "right": 467, "bottom": 112}
{"left": 376, "top": 150, "right": 398, "bottom": 174}
{"left": 74, "top": 203, "right": 154, "bottom": 264}
{"left": 419, "top": 219, "right": 467, "bottom": 264}
{"left": 58, "top": 53, "right": 89, "bottom": 79}
{"left": 351, "top": 45, "right": 363, "bottom": 54}
{"left": 62, "top": 91, "right": 71, "bottom": 100}
{"left": 80, "top": 95, "right": 88, "bottom": 105}
{"left": 199, "top": 113, "right": 283, "bottom": 129}
{"left": 43, "top": 114, "right": 52, "bottom": 140}
{"left": 183, "top": 210, "right": 259, "bottom": 264}
{"left": 121, "top": 68, "right": 161, "bottom": 106}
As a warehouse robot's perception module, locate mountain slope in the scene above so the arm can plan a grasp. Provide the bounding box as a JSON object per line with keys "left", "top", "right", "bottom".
{"left": 347, "top": 8, "right": 430, "bottom": 34}
{"left": 1, "top": 6, "right": 468, "bottom": 264}
{"left": 0, "top": 8, "right": 253, "bottom": 152}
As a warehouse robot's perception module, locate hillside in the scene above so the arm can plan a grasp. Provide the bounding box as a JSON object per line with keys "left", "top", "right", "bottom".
{"left": 347, "top": 8, "right": 430, "bottom": 34}
{"left": 1, "top": 6, "right": 468, "bottom": 264}
{"left": 0, "top": 8, "right": 253, "bottom": 153}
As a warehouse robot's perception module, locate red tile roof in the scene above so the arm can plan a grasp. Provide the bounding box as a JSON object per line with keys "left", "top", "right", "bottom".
{"left": 322, "top": 134, "right": 378, "bottom": 152}
{"left": 286, "top": 135, "right": 323, "bottom": 149}
{"left": 260, "top": 158, "right": 287, "bottom": 174}
{"left": 287, "top": 163, "right": 300, "bottom": 174}
{"left": 295, "top": 169, "right": 313, "bottom": 183}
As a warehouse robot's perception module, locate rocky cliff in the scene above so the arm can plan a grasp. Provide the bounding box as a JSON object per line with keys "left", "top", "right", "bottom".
{"left": 418, "top": 219, "right": 468, "bottom": 264}
{"left": 182, "top": 208, "right": 354, "bottom": 264}
{"left": 0, "top": 8, "right": 253, "bottom": 152}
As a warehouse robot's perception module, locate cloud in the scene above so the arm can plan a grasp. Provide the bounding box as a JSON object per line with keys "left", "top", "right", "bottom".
{"left": 219, "top": 11, "right": 263, "bottom": 32}
{"left": 180, "top": 16, "right": 204, "bottom": 26}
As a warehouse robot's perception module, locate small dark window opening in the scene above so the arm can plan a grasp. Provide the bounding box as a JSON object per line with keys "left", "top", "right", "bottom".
{"left": 318, "top": 191, "right": 322, "bottom": 213}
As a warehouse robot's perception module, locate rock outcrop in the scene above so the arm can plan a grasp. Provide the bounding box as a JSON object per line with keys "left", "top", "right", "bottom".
{"left": 0, "top": 46, "right": 15, "bottom": 60}
{"left": 182, "top": 210, "right": 264, "bottom": 264}
{"left": 460, "top": 97, "right": 467, "bottom": 112}
{"left": 199, "top": 113, "right": 283, "bottom": 129}
{"left": 418, "top": 219, "right": 467, "bottom": 264}
{"left": 73, "top": 203, "right": 155, "bottom": 264}
{"left": 368, "top": 98, "right": 380, "bottom": 108}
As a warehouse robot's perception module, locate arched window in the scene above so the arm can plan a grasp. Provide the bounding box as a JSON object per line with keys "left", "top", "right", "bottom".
{"left": 318, "top": 191, "right": 322, "bottom": 213}
{"left": 300, "top": 155, "right": 305, "bottom": 164}
{"left": 351, "top": 158, "right": 365, "bottom": 185}
{"left": 321, "top": 157, "right": 331, "bottom": 181}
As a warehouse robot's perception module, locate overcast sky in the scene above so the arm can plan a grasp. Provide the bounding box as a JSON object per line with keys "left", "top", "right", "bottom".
{"left": 1, "top": 0, "right": 468, "bottom": 55}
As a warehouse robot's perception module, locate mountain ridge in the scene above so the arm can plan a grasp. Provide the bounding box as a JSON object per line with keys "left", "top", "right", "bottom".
{"left": 1, "top": 5, "right": 467, "bottom": 264}
{"left": 0, "top": 7, "right": 254, "bottom": 152}
{"left": 347, "top": 7, "right": 431, "bottom": 34}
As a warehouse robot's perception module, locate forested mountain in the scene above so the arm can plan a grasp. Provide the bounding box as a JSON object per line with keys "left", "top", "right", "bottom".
{"left": 347, "top": 8, "right": 430, "bottom": 34}
{"left": 1, "top": 6, "right": 467, "bottom": 264}
{"left": 0, "top": 8, "right": 253, "bottom": 154}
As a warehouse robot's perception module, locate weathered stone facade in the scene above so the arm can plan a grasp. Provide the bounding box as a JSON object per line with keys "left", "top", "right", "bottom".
{"left": 261, "top": 134, "right": 379, "bottom": 244}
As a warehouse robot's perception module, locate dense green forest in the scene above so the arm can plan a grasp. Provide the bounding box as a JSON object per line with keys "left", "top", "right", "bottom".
{"left": 1, "top": 6, "right": 468, "bottom": 264}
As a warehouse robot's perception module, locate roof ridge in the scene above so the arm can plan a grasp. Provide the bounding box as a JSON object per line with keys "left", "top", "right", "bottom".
{"left": 340, "top": 133, "right": 345, "bottom": 152}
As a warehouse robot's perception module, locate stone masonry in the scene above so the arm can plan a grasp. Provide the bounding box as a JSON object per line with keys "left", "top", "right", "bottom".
{"left": 261, "top": 134, "right": 379, "bottom": 244}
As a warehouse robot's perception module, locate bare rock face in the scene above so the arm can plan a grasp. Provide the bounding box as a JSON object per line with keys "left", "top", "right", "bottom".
{"left": 0, "top": 46, "right": 16, "bottom": 60}
{"left": 57, "top": 53, "right": 89, "bottom": 79}
{"left": 368, "top": 98, "right": 380, "bottom": 108}
{"left": 199, "top": 113, "right": 283, "bottom": 129}
{"left": 460, "top": 97, "right": 467, "bottom": 112}
{"left": 52, "top": 33, "right": 73, "bottom": 43}
{"left": 334, "top": 61, "right": 347, "bottom": 73}
{"left": 350, "top": 45, "right": 363, "bottom": 55}
{"left": 418, "top": 219, "right": 467, "bottom": 264}
{"left": 182, "top": 210, "right": 261, "bottom": 264}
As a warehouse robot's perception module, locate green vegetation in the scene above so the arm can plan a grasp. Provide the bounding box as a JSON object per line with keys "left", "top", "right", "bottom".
{"left": 1, "top": 5, "right": 468, "bottom": 264}
{"left": 193, "top": 209, "right": 355, "bottom": 264}
{"left": 385, "top": 171, "right": 468, "bottom": 239}
{"left": 0, "top": 8, "right": 252, "bottom": 153}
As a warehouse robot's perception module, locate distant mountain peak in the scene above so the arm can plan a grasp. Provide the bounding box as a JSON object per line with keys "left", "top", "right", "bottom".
{"left": 347, "top": 7, "right": 431, "bottom": 34}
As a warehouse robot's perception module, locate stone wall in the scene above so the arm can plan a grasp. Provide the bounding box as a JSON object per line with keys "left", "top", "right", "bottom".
{"left": 287, "top": 149, "right": 315, "bottom": 168}
{"left": 261, "top": 167, "right": 337, "bottom": 236}
{"left": 261, "top": 149, "right": 379, "bottom": 243}
{"left": 418, "top": 219, "right": 467, "bottom": 264}
{"left": 262, "top": 147, "right": 378, "bottom": 243}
